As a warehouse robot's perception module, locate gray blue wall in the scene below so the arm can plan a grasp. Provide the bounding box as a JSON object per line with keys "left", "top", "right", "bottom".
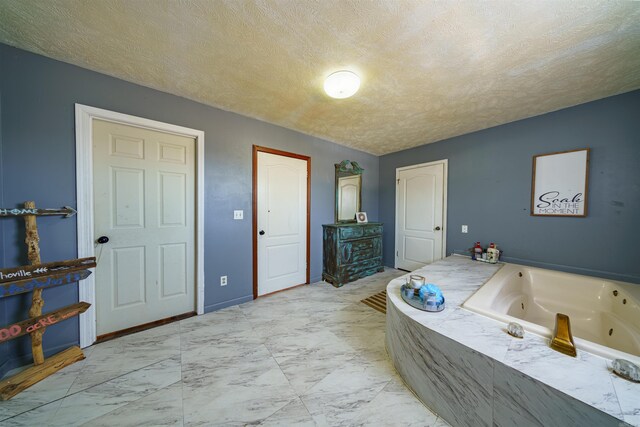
{"left": 379, "top": 90, "right": 640, "bottom": 283}
{"left": 0, "top": 44, "right": 379, "bottom": 375}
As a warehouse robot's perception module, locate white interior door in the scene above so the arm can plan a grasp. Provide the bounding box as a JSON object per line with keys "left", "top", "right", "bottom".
{"left": 93, "top": 119, "right": 196, "bottom": 336}
{"left": 257, "top": 152, "right": 308, "bottom": 296}
{"left": 396, "top": 161, "right": 446, "bottom": 271}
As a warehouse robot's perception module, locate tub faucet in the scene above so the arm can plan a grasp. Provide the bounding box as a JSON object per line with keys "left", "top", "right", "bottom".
{"left": 550, "top": 313, "right": 577, "bottom": 357}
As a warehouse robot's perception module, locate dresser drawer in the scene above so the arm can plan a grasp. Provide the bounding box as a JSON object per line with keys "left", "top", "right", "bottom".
{"left": 340, "top": 237, "right": 381, "bottom": 264}
{"left": 363, "top": 225, "right": 382, "bottom": 236}
{"left": 339, "top": 227, "right": 363, "bottom": 240}
{"left": 339, "top": 257, "right": 383, "bottom": 278}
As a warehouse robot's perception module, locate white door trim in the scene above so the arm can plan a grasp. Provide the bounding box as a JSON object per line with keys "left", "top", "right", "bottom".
{"left": 75, "top": 104, "right": 205, "bottom": 348}
{"left": 394, "top": 159, "right": 448, "bottom": 269}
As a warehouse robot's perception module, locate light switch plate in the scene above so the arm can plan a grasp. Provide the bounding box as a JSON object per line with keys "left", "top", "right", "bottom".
{"left": 234, "top": 210, "right": 243, "bottom": 220}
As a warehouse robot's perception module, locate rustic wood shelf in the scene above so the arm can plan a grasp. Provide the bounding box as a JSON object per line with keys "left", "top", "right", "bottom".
{"left": 0, "top": 201, "right": 95, "bottom": 400}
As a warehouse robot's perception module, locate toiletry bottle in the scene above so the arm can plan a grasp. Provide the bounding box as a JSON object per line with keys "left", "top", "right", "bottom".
{"left": 474, "top": 242, "right": 482, "bottom": 260}
{"left": 487, "top": 243, "right": 499, "bottom": 262}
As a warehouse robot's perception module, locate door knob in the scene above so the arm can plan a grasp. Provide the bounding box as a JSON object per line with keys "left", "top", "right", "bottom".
{"left": 259, "top": 230, "right": 265, "bottom": 235}
{"left": 434, "top": 226, "right": 441, "bottom": 231}
{"left": 97, "top": 236, "right": 110, "bottom": 244}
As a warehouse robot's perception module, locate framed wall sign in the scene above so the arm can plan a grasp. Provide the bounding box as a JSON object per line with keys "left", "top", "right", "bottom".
{"left": 531, "top": 148, "right": 590, "bottom": 217}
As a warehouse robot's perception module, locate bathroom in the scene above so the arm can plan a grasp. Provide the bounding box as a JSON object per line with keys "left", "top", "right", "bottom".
{"left": 0, "top": 2, "right": 639, "bottom": 425}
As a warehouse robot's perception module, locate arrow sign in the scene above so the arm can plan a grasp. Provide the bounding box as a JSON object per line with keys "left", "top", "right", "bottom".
{"left": 0, "top": 270, "right": 92, "bottom": 299}
{"left": 0, "top": 257, "right": 97, "bottom": 284}
{"left": 0, "top": 206, "right": 77, "bottom": 218}
{"left": 0, "top": 302, "right": 91, "bottom": 344}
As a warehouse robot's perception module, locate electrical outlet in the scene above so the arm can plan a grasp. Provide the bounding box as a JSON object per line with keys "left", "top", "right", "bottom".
{"left": 233, "top": 210, "right": 243, "bottom": 220}
{"left": 220, "top": 276, "right": 227, "bottom": 286}
{"left": 461, "top": 225, "right": 468, "bottom": 233}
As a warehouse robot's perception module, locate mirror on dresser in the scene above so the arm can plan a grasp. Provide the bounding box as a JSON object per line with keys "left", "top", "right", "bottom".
{"left": 335, "top": 160, "right": 363, "bottom": 223}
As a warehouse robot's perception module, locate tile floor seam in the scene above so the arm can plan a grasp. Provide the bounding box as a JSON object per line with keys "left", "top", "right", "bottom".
{"left": 254, "top": 397, "right": 300, "bottom": 425}
{"left": 75, "top": 379, "right": 183, "bottom": 427}
{"left": 357, "top": 377, "right": 394, "bottom": 414}
{"left": 43, "top": 352, "right": 91, "bottom": 423}
{"left": 606, "top": 362, "right": 626, "bottom": 419}
{"left": 62, "top": 364, "right": 87, "bottom": 399}
{"left": 65, "top": 351, "right": 92, "bottom": 397}
{"left": 296, "top": 396, "right": 318, "bottom": 427}
{"left": 0, "top": 412, "right": 16, "bottom": 422}
{"left": 50, "top": 398, "right": 63, "bottom": 423}
{"left": 256, "top": 341, "right": 297, "bottom": 421}
{"left": 259, "top": 337, "right": 319, "bottom": 409}
{"left": 60, "top": 355, "right": 177, "bottom": 401}
{"left": 2, "top": 397, "right": 64, "bottom": 423}
{"left": 238, "top": 305, "right": 266, "bottom": 343}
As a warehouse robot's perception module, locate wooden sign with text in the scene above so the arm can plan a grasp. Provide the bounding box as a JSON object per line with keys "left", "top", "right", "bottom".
{"left": 0, "top": 257, "right": 96, "bottom": 284}
{"left": 0, "top": 270, "right": 92, "bottom": 299}
{"left": 0, "top": 200, "right": 91, "bottom": 400}
{"left": 0, "top": 206, "right": 77, "bottom": 218}
{"left": 0, "top": 302, "right": 90, "bottom": 344}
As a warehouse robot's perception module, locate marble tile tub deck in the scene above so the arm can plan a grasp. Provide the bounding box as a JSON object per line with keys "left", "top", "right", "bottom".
{"left": 386, "top": 255, "right": 640, "bottom": 426}
{"left": 0, "top": 268, "right": 448, "bottom": 427}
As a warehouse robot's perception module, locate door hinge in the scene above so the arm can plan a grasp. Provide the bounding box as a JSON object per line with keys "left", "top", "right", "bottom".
{"left": 397, "top": 179, "right": 400, "bottom": 185}
{"left": 396, "top": 250, "right": 398, "bottom": 257}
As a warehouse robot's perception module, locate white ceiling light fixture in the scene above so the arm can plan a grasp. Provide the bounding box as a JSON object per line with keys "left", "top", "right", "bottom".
{"left": 324, "top": 70, "right": 360, "bottom": 99}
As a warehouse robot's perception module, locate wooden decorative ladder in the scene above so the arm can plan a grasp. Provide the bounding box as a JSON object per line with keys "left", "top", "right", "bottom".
{"left": 0, "top": 201, "right": 96, "bottom": 400}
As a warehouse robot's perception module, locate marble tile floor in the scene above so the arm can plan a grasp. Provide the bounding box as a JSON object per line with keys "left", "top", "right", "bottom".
{"left": 0, "top": 268, "right": 448, "bottom": 426}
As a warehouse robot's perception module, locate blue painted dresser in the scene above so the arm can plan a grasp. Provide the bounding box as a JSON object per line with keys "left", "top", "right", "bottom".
{"left": 322, "top": 223, "right": 384, "bottom": 287}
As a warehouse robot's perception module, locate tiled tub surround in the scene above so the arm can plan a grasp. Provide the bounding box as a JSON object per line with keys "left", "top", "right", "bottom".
{"left": 386, "top": 256, "right": 640, "bottom": 427}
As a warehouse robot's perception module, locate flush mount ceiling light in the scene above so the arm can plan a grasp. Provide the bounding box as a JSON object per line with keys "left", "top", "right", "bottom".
{"left": 324, "top": 70, "right": 360, "bottom": 99}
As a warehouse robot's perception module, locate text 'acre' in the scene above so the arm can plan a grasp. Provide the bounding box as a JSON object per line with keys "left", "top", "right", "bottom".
{"left": 0, "top": 302, "right": 90, "bottom": 343}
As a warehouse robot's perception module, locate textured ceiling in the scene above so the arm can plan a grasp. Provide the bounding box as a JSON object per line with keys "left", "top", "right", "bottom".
{"left": 1, "top": 1, "right": 639, "bottom": 155}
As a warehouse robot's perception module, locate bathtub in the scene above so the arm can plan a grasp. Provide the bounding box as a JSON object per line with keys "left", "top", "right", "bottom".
{"left": 463, "top": 263, "right": 640, "bottom": 364}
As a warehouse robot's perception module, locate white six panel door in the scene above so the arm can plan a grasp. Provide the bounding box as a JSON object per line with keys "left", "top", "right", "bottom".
{"left": 257, "top": 152, "right": 307, "bottom": 296}
{"left": 396, "top": 162, "right": 445, "bottom": 271}
{"left": 93, "top": 119, "right": 195, "bottom": 335}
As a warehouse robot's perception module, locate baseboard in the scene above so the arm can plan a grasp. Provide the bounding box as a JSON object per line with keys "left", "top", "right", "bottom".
{"left": 451, "top": 250, "right": 639, "bottom": 284}
{"left": 96, "top": 311, "right": 196, "bottom": 344}
{"left": 204, "top": 295, "right": 254, "bottom": 313}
